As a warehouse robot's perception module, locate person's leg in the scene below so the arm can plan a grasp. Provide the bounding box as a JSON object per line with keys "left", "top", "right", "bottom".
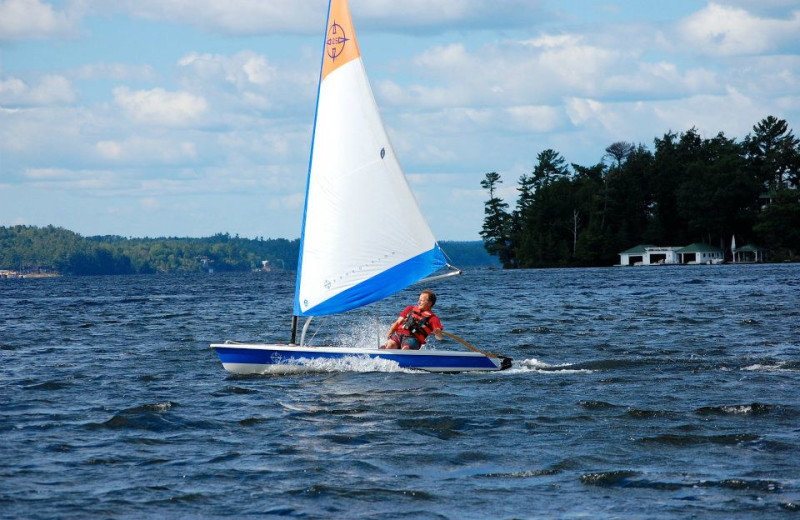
{"left": 400, "top": 337, "right": 420, "bottom": 350}
{"left": 381, "top": 333, "right": 401, "bottom": 349}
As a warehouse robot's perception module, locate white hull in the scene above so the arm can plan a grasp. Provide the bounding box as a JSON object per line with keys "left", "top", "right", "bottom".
{"left": 211, "top": 343, "right": 511, "bottom": 374}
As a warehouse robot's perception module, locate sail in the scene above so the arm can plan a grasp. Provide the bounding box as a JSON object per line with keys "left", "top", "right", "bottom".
{"left": 293, "top": 0, "right": 447, "bottom": 317}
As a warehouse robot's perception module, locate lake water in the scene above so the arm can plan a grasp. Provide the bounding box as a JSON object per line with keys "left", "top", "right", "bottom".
{"left": 2, "top": 264, "right": 799, "bottom": 519}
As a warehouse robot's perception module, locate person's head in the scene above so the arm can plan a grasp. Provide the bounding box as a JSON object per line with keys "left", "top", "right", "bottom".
{"left": 418, "top": 289, "right": 436, "bottom": 310}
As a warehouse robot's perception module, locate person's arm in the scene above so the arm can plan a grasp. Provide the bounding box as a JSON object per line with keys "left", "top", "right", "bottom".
{"left": 386, "top": 316, "right": 404, "bottom": 338}
{"left": 388, "top": 306, "right": 413, "bottom": 338}
{"left": 432, "top": 316, "right": 444, "bottom": 340}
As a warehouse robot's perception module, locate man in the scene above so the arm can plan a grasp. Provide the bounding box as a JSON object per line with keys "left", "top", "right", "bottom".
{"left": 381, "top": 289, "right": 443, "bottom": 350}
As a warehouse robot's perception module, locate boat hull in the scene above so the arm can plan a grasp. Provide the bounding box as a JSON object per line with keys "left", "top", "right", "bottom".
{"left": 211, "top": 343, "right": 510, "bottom": 373}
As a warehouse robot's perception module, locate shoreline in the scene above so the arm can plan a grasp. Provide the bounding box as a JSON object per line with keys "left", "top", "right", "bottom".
{"left": 0, "top": 271, "right": 61, "bottom": 279}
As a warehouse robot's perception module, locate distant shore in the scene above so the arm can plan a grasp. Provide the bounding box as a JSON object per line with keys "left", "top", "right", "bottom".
{"left": 1, "top": 270, "right": 61, "bottom": 279}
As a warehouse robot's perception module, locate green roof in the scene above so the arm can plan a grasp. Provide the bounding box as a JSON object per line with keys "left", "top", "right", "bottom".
{"left": 676, "top": 242, "right": 722, "bottom": 253}
{"left": 620, "top": 244, "right": 657, "bottom": 254}
{"left": 735, "top": 243, "right": 763, "bottom": 252}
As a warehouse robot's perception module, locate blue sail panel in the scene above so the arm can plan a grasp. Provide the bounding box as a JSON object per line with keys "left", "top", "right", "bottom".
{"left": 294, "top": 245, "right": 447, "bottom": 317}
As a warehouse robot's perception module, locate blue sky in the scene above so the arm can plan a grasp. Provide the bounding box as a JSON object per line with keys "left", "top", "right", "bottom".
{"left": 1, "top": 0, "right": 799, "bottom": 240}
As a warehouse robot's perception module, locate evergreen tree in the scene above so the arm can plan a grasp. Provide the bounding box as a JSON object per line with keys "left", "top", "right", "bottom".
{"left": 479, "top": 172, "right": 515, "bottom": 267}
{"left": 754, "top": 190, "right": 800, "bottom": 260}
{"left": 744, "top": 116, "right": 800, "bottom": 191}
{"left": 604, "top": 141, "right": 636, "bottom": 167}
{"left": 531, "top": 149, "right": 569, "bottom": 188}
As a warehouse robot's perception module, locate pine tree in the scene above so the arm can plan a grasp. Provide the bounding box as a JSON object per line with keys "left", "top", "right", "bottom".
{"left": 480, "top": 172, "right": 515, "bottom": 267}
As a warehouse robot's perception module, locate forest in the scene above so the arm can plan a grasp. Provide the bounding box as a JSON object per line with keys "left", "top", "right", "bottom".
{"left": 0, "top": 226, "right": 495, "bottom": 276}
{"left": 480, "top": 116, "right": 800, "bottom": 268}
{"left": 0, "top": 226, "right": 300, "bottom": 275}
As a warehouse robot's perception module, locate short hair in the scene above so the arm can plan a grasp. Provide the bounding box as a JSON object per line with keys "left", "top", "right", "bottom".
{"left": 421, "top": 289, "right": 436, "bottom": 306}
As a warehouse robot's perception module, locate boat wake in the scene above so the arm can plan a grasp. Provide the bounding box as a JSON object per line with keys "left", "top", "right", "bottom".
{"left": 741, "top": 361, "right": 800, "bottom": 372}
{"left": 262, "top": 357, "right": 593, "bottom": 376}
{"left": 506, "top": 358, "right": 594, "bottom": 375}
{"left": 263, "top": 355, "right": 418, "bottom": 375}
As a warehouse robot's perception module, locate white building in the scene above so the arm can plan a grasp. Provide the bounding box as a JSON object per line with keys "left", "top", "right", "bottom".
{"left": 618, "top": 245, "right": 681, "bottom": 266}
{"left": 676, "top": 243, "right": 724, "bottom": 264}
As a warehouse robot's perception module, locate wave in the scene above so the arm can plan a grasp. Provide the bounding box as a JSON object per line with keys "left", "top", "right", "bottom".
{"left": 509, "top": 326, "right": 554, "bottom": 334}
{"left": 86, "top": 401, "right": 180, "bottom": 432}
{"left": 509, "top": 358, "right": 594, "bottom": 374}
{"left": 626, "top": 408, "right": 678, "bottom": 419}
{"left": 695, "top": 403, "right": 777, "bottom": 416}
{"left": 581, "top": 471, "right": 783, "bottom": 492}
{"left": 638, "top": 433, "right": 760, "bottom": 446}
{"left": 284, "top": 484, "right": 436, "bottom": 501}
{"left": 578, "top": 400, "right": 620, "bottom": 410}
{"left": 23, "top": 379, "right": 73, "bottom": 391}
{"left": 479, "top": 468, "right": 560, "bottom": 478}
{"left": 742, "top": 361, "right": 800, "bottom": 372}
{"left": 211, "top": 385, "right": 260, "bottom": 396}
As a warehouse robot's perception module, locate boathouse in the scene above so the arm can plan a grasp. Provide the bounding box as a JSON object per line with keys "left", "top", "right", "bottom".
{"left": 676, "top": 243, "right": 723, "bottom": 264}
{"left": 733, "top": 243, "right": 767, "bottom": 263}
{"left": 619, "top": 242, "right": 727, "bottom": 266}
{"left": 618, "top": 245, "right": 680, "bottom": 266}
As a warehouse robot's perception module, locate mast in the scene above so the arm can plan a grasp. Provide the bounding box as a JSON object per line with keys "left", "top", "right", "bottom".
{"left": 290, "top": 315, "right": 298, "bottom": 345}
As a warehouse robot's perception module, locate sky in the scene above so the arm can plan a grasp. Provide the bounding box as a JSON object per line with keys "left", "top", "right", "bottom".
{"left": 1, "top": 0, "right": 799, "bottom": 241}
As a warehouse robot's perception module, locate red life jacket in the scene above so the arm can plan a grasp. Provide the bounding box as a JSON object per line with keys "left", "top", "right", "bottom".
{"left": 400, "top": 307, "right": 435, "bottom": 343}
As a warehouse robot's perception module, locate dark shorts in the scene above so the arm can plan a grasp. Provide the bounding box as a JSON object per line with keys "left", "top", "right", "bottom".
{"left": 389, "top": 332, "right": 421, "bottom": 350}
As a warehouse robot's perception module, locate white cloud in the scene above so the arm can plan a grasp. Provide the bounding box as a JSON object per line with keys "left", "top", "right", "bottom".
{"left": 562, "top": 87, "right": 772, "bottom": 149}
{"left": 112, "top": 87, "right": 208, "bottom": 126}
{"left": 0, "top": 75, "right": 78, "bottom": 106}
{"left": 267, "top": 192, "right": 305, "bottom": 210}
{"left": 0, "top": 0, "right": 78, "bottom": 41}
{"left": 178, "top": 51, "right": 276, "bottom": 88}
{"left": 175, "top": 51, "right": 315, "bottom": 114}
{"left": 504, "top": 105, "right": 564, "bottom": 133}
{"left": 522, "top": 34, "right": 583, "bottom": 50}
{"left": 24, "top": 168, "right": 115, "bottom": 190}
{"left": 86, "top": 0, "right": 323, "bottom": 35}
{"left": 352, "top": 0, "right": 547, "bottom": 32}
{"left": 678, "top": 2, "right": 800, "bottom": 56}
{"left": 96, "top": 141, "right": 123, "bottom": 160}
{"left": 710, "top": 0, "right": 800, "bottom": 18}
{"left": 80, "top": 0, "right": 546, "bottom": 35}
{"left": 95, "top": 137, "right": 198, "bottom": 164}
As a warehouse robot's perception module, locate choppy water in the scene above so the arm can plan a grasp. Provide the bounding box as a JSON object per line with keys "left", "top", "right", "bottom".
{"left": 2, "top": 264, "right": 799, "bottom": 519}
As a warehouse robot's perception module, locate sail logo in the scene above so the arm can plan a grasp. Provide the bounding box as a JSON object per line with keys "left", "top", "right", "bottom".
{"left": 326, "top": 21, "right": 349, "bottom": 61}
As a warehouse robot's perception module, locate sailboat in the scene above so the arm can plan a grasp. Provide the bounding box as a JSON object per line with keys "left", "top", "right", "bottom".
{"left": 211, "top": 0, "right": 511, "bottom": 373}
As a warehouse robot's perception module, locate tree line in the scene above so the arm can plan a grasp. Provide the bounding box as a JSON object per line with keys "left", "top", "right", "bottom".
{"left": 0, "top": 226, "right": 495, "bottom": 276}
{"left": 481, "top": 116, "right": 800, "bottom": 268}
{"left": 0, "top": 226, "right": 299, "bottom": 275}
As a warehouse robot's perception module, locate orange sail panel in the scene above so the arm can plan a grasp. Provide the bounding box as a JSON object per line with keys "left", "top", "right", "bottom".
{"left": 321, "top": 0, "right": 361, "bottom": 82}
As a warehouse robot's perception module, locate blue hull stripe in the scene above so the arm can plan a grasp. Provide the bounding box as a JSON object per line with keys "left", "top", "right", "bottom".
{"left": 214, "top": 346, "right": 498, "bottom": 370}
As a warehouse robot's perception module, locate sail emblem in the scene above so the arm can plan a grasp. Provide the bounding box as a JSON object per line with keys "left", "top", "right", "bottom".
{"left": 326, "top": 21, "right": 349, "bottom": 61}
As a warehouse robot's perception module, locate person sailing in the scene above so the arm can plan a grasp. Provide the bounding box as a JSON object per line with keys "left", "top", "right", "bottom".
{"left": 381, "top": 289, "right": 444, "bottom": 350}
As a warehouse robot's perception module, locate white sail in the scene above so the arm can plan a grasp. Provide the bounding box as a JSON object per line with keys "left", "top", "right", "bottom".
{"left": 293, "top": 0, "right": 447, "bottom": 317}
